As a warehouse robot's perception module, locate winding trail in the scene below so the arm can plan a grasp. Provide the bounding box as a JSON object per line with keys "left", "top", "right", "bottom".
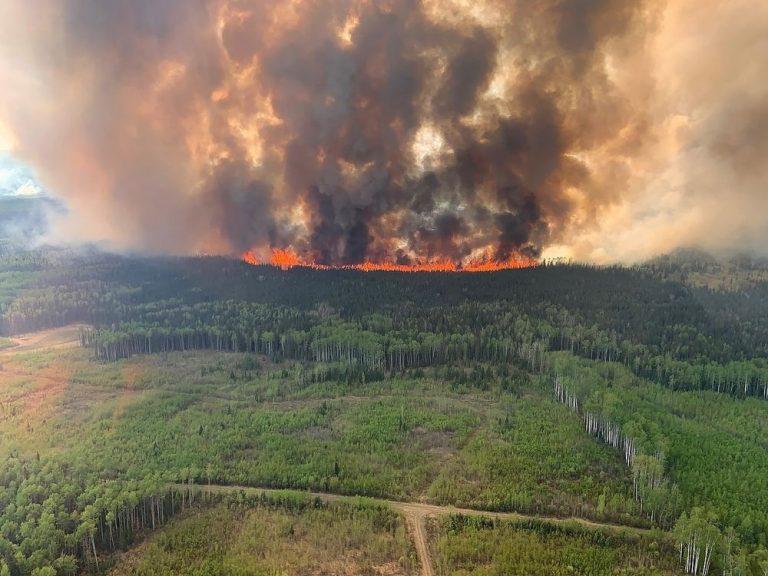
{"left": 171, "top": 483, "right": 652, "bottom": 576}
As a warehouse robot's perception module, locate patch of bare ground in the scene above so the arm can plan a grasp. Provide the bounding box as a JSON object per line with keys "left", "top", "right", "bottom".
{"left": 109, "top": 364, "right": 144, "bottom": 419}
{"left": 411, "top": 427, "right": 455, "bottom": 451}
{"left": 0, "top": 324, "right": 88, "bottom": 355}
{"left": 0, "top": 365, "right": 72, "bottom": 415}
{"left": 22, "top": 379, "right": 68, "bottom": 416}
{"left": 313, "top": 552, "right": 410, "bottom": 576}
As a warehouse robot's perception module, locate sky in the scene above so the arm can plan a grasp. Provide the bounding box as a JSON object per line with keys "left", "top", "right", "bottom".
{"left": 0, "top": 0, "right": 766, "bottom": 264}
{"left": 0, "top": 154, "right": 45, "bottom": 198}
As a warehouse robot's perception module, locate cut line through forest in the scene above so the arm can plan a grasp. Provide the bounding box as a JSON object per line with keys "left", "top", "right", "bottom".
{"left": 170, "top": 482, "right": 657, "bottom": 576}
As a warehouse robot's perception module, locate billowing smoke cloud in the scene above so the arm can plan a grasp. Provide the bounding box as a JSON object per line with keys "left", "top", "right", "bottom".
{"left": 0, "top": 0, "right": 765, "bottom": 263}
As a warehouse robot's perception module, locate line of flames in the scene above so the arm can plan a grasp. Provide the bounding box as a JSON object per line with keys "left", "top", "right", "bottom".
{"left": 242, "top": 248, "right": 538, "bottom": 272}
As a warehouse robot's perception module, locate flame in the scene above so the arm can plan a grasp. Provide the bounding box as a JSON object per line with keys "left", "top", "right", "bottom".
{"left": 241, "top": 248, "right": 538, "bottom": 272}
{"left": 270, "top": 248, "right": 302, "bottom": 270}
{"left": 242, "top": 250, "right": 260, "bottom": 266}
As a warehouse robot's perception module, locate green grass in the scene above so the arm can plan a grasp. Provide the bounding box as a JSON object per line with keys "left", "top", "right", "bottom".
{"left": 109, "top": 498, "right": 418, "bottom": 576}
{"left": 433, "top": 515, "right": 679, "bottom": 576}
{"left": 64, "top": 351, "right": 636, "bottom": 516}
{"left": 0, "top": 348, "right": 638, "bottom": 516}
{"left": 427, "top": 396, "right": 634, "bottom": 520}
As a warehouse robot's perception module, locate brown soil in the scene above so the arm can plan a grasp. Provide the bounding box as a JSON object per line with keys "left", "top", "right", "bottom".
{"left": 0, "top": 324, "right": 87, "bottom": 355}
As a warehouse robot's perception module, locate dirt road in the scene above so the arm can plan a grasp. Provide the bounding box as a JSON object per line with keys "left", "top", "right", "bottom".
{"left": 405, "top": 512, "right": 434, "bottom": 576}
{"left": 171, "top": 483, "right": 652, "bottom": 576}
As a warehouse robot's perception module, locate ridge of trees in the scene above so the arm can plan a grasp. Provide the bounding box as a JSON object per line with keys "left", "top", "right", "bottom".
{"left": 70, "top": 297, "right": 768, "bottom": 401}
{"left": 554, "top": 376, "right": 680, "bottom": 528}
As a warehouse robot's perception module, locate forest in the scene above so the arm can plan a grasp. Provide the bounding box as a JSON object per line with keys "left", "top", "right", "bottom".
{"left": 1, "top": 246, "right": 768, "bottom": 574}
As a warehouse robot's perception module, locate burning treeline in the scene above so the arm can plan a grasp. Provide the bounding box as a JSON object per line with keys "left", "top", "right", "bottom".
{"left": 2, "top": 0, "right": 766, "bottom": 264}
{"left": 242, "top": 247, "right": 538, "bottom": 272}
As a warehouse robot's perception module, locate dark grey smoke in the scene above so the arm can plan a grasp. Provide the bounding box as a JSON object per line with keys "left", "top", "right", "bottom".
{"left": 2, "top": 0, "right": 764, "bottom": 263}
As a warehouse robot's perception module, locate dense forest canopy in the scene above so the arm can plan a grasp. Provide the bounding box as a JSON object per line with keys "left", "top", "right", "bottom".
{"left": 4, "top": 247, "right": 768, "bottom": 369}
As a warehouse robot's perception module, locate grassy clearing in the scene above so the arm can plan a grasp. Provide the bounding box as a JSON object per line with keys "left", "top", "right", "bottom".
{"left": 0, "top": 346, "right": 639, "bottom": 517}
{"left": 432, "top": 515, "right": 679, "bottom": 576}
{"left": 109, "top": 498, "right": 418, "bottom": 576}
{"left": 0, "top": 337, "right": 679, "bottom": 574}
{"left": 427, "top": 395, "right": 634, "bottom": 520}
{"left": 0, "top": 340, "right": 660, "bottom": 574}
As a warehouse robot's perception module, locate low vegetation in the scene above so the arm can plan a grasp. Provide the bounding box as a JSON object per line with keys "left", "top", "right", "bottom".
{"left": 109, "top": 493, "right": 418, "bottom": 576}
{"left": 432, "top": 515, "right": 680, "bottom": 576}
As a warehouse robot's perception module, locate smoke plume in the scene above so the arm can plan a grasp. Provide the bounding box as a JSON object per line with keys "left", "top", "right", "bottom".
{"left": 0, "top": 0, "right": 766, "bottom": 263}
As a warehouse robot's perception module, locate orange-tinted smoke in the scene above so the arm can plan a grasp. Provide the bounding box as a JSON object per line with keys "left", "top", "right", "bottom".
{"left": 2, "top": 0, "right": 767, "bottom": 263}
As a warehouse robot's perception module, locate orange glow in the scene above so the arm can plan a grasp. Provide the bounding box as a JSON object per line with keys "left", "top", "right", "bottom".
{"left": 241, "top": 248, "right": 538, "bottom": 272}
{"left": 463, "top": 256, "right": 537, "bottom": 271}
{"left": 270, "top": 248, "right": 302, "bottom": 270}
{"left": 242, "top": 250, "right": 261, "bottom": 266}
